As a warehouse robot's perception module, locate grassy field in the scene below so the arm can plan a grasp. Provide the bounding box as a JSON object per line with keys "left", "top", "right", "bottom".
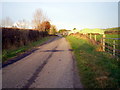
{"left": 66, "top": 36, "right": 120, "bottom": 88}
{"left": 105, "top": 34, "right": 120, "bottom": 43}
{"left": 79, "top": 28, "right": 104, "bottom": 34}
{"left": 2, "top": 36, "right": 53, "bottom": 63}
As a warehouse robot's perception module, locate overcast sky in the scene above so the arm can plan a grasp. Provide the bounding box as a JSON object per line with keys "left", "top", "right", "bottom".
{"left": 0, "top": 0, "right": 119, "bottom": 30}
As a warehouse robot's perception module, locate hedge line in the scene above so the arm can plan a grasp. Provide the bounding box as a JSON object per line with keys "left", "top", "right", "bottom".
{"left": 2, "top": 27, "right": 48, "bottom": 49}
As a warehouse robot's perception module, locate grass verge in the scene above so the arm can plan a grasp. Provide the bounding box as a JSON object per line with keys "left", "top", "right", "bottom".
{"left": 2, "top": 36, "right": 54, "bottom": 63}
{"left": 66, "top": 36, "right": 120, "bottom": 88}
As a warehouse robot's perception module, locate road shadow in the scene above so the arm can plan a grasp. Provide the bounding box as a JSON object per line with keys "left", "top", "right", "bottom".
{"left": 2, "top": 36, "right": 63, "bottom": 68}
{"left": 39, "top": 49, "right": 73, "bottom": 52}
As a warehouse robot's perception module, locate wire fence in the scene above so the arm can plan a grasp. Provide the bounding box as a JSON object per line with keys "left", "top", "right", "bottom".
{"left": 87, "top": 33, "right": 120, "bottom": 59}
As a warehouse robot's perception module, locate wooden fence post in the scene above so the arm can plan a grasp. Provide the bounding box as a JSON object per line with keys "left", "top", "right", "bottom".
{"left": 113, "top": 40, "right": 116, "bottom": 56}
{"left": 90, "top": 33, "right": 91, "bottom": 39}
{"left": 102, "top": 34, "right": 105, "bottom": 51}
{"left": 94, "top": 34, "right": 96, "bottom": 41}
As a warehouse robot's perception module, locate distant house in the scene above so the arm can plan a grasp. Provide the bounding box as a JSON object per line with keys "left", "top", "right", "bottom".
{"left": 62, "top": 30, "right": 71, "bottom": 35}
{"left": 13, "top": 22, "right": 32, "bottom": 29}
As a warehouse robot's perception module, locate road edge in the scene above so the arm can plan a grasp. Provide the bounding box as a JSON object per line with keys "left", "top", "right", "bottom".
{"left": 65, "top": 37, "right": 83, "bottom": 89}
{"left": 2, "top": 36, "right": 58, "bottom": 68}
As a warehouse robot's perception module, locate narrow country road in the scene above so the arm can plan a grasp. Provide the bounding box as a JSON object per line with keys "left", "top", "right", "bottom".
{"left": 3, "top": 37, "right": 82, "bottom": 88}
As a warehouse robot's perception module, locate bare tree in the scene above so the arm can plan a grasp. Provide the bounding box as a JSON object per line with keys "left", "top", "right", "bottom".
{"left": 0, "top": 17, "right": 13, "bottom": 27}
{"left": 32, "top": 8, "right": 49, "bottom": 30}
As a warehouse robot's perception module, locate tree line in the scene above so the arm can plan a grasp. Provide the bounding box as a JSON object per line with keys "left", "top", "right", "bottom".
{"left": 0, "top": 8, "right": 57, "bottom": 35}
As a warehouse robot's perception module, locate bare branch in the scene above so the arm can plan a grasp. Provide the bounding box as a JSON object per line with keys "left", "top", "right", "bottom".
{"left": 1, "top": 17, "right": 13, "bottom": 27}
{"left": 32, "top": 8, "right": 49, "bottom": 30}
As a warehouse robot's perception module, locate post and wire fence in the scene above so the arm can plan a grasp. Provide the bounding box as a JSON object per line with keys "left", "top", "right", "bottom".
{"left": 86, "top": 33, "right": 120, "bottom": 59}
{"left": 68, "top": 30, "right": 120, "bottom": 60}
{"left": 102, "top": 37, "right": 120, "bottom": 58}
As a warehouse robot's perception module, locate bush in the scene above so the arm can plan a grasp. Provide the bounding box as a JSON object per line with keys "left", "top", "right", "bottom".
{"left": 2, "top": 27, "right": 48, "bottom": 50}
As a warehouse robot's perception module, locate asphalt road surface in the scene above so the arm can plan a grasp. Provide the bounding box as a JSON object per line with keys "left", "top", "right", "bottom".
{"left": 3, "top": 37, "right": 83, "bottom": 88}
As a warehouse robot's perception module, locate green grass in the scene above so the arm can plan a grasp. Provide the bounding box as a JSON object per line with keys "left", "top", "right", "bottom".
{"left": 66, "top": 36, "right": 120, "bottom": 88}
{"left": 79, "top": 28, "right": 104, "bottom": 34}
{"left": 2, "top": 36, "right": 52, "bottom": 63}
{"left": 105, "top": 34, "right": 120, "bottom": 43}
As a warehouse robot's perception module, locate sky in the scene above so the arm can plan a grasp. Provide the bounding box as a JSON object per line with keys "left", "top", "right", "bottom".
{"left": 0, "top": 0, "right": 119, "bottom": 30}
